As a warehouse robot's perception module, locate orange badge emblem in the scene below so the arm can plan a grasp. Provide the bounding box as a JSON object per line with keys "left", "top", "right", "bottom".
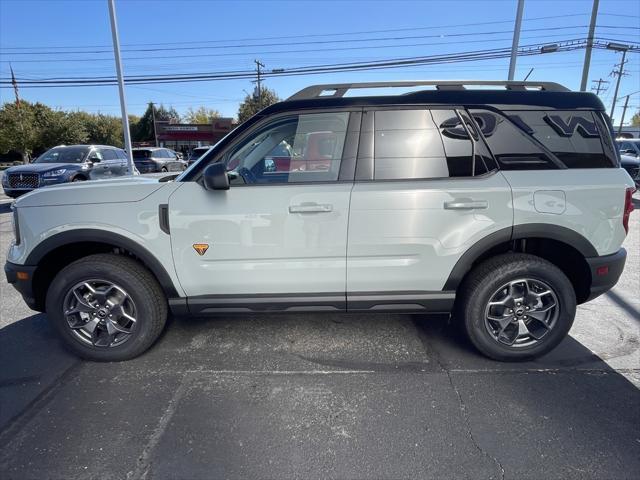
{"left": 193, "top": 243, "right": 209, "bottom": 256}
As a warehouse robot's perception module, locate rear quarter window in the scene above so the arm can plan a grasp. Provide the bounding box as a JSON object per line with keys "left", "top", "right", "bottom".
{"left": 470, "top": 109, "right": 615, "bottom": 170}
{"left": 511, "top": 110, "right": 613, "bottom": 168}
{"left": 133, "top": 150, "right": 151, "bottom": 159}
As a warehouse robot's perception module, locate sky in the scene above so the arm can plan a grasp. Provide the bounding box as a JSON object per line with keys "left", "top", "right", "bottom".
{"left": 0, "top": 0, "right": 638, "bottom": 124}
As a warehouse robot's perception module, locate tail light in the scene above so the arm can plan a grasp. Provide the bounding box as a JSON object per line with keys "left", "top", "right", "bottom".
{"left": 623, "top": 187, "right": 635, "bottom": 235}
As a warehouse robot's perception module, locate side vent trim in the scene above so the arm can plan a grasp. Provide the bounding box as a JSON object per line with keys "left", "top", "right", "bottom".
{"left": 159, "top": 204, "right": 170, "bottom": 234}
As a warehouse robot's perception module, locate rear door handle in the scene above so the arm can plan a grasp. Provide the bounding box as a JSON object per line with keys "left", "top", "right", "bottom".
{"left": 444, "top": 199, "right": 488, "bottom": 210}
{"left": 289, "top": 203, "right": 333, "bottom": 214}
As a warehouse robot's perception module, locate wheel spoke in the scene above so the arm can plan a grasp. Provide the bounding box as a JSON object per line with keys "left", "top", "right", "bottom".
{"left": 106, "top": 319, "right": 131, "bottom": 335}
{"left": 92, "top": 329, "right": 112, "bottom": 347}
{"left": 68, "top": 289, "right": 94, "bottom": 314}
{"left": 69, "top": 317, "right": 100, "bottom": 334}
{"left": 110, "top": 304, "right": 136, "bottom": 324}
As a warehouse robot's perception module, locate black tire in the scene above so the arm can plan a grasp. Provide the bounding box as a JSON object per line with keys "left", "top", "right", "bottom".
{"left": 45, "top": 253, "right": 168, "bottom": 361}
{"left": 161, "top": 166, "right": 168, "bottom": 173}
{"left": 456, "top": 253, "right": 576, "bottom": 362}
{"left": 72, "top": 176, "right": 86, "bottom": 182}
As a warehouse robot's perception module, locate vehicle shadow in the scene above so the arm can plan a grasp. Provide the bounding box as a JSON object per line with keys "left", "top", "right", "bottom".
{"left": 0, "top": 314, "right": 77, "bottom": 432}
{"left": 1, "top": 312, "right": 638, "bottom": 478}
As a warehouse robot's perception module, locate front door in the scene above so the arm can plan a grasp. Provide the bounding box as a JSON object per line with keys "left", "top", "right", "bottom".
{"left": 168, "top": 110, "right": 359, "bottom": 312}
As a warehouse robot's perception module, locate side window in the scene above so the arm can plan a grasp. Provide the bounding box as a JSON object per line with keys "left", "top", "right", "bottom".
{"left": 373, "top": 110, "right": 448, "bottom": 180}
{"left": 224, "top": 112, "right": 349, "bottom": 184}
{"left": 100, "top": 149, "right": 117, "bottom": 161}
{"left": 469, "top": 109, "right": 558, "bottom": 170}
{"left": 117, "top": 150, "right": 128, "bottom": 160}
{"left": 430, "top": 109, "right": 489, "bottom": 177}
{"left": 372, "top": 109, "right": 488, "bottom": 180}
{"left": 507, "top": 110, "right": 614, "bottom": 168}
{"left": 165, "top": 149, "right": 176, "bottom": 159}
{"left": 89, "top": 150, "right": 103, "bottom": 161}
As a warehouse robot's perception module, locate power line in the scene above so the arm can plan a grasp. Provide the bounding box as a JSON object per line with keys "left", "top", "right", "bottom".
{"left": 2, "top": 25, "right": 639, "bottom": 57}
{"left": 0, "top": 40, "right": 600, "bottom": 89}
{"left": 3, "top": 13, "right": 637, "bottom": 51}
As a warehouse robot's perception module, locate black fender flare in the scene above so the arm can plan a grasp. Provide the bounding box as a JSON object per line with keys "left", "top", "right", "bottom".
{"left": 25, "top": 229, "right": 180, "bottom": 297}
{"left": 443, "top": 224, "right": 598, "bottom": 290}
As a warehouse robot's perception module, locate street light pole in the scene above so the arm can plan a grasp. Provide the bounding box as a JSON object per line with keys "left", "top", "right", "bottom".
{"left": 107, "top": 0, "right": 134, "bottom": 176}
{"left": 580, "top": 0, "right": 599, "bottom": 92}
{"left": 508, "top": 0, "right": 525, "bottom": 81}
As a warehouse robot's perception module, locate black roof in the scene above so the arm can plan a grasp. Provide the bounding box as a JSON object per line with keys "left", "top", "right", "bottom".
{"left": 261, "top": 90, "right": 605, "bottom": 115}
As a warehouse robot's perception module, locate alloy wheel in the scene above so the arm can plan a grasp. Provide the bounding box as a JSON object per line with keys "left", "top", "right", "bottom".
{"left": 483, "top": 278, "right": 560, "bottom": 348}
{"left": 63, "top": 279, "right": 137, "bottom": 348}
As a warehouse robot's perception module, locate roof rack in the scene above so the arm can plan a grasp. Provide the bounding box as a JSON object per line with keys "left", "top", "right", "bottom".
{"left": 287, "top": 80, "right": 570, "bottom": 101}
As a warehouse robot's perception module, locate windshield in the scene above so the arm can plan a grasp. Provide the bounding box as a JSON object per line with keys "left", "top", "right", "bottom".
{"left": 35, "top": 146, "right": 89, "bottom": 164}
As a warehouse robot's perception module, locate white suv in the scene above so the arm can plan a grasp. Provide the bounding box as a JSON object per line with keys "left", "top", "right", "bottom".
{"left": 5, "top": 81, "right": 635, "bottom": 362}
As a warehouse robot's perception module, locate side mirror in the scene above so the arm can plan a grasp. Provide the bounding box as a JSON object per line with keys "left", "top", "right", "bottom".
{"left": 88, "top": 155, "right": 101, "bottom": 163}
{"left": 203, "top": 163, "right": 229, "bottom": 190}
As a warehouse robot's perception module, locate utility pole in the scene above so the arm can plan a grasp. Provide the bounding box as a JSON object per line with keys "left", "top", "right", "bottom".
{"left": 617, "top": 95, "right": 630, "bottom": 135}
{"left": 150, "top": 102, "right": 158, "bottom": 147}
{"left": 108, "top": 0, "right": 135, "bottom": 176}
{"left": 523, "top": 68, "right": 534, "bottom": 81}
{"left": 508, "top": 0, "right": 525, "bottom": 81}
{"left": 609, "top": 49, "right": 628, "bottom": 120}
{"left": 591, "top": 78, "right": 609, "bottom": 95}
{"left": 10, "top": 64, "right": 28, "bottom": 164}
{"left": 580, "top": 0, "right": 599, "bottom": 91}
{"left": 254, "top": 59, "right": 265, "bottom": 110}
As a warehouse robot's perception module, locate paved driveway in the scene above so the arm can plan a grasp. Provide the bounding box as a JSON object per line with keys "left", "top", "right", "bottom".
{"left": 0, "top": 189, "right": 638, "bottom": 479}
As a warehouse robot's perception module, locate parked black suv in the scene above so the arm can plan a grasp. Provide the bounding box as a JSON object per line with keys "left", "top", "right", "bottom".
{"left": 132, "top": 147, "right": 185, "bottom": 173}
{"left": 1, "top": 145, "right": 129, "bottom": 198}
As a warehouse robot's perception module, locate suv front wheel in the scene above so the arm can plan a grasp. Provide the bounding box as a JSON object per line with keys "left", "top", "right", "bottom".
{"left": 457, "top": 253, "right": 576, "bottom": 361}
{"left": 46, "top": 254, "right": 168, "bottom": 361}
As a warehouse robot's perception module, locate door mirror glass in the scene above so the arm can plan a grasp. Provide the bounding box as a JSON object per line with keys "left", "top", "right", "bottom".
{"left": 202, "top": 162, "right": 229, "bottom": 190}
{"left": 88, "top": 153, "right": 101, "bottom": 163}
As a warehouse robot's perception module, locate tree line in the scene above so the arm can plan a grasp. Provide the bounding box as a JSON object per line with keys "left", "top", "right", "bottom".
{"left": 0, "top": 87, "right": 279, "bottom": 162}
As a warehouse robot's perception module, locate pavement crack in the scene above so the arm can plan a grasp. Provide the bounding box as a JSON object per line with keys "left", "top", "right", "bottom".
{"left": 127, "top": 373, "right": 192, "bottom": 480}
{"left": 411, "top": 317, "right": 506, "bottom": 480}
{"left": 446, "top": 369, "right": 506, "bottom": 480}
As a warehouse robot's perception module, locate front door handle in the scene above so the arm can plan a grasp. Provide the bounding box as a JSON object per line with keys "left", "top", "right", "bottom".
{"left": 444, "top": 199, "right": 488, "bottom": 210}
{"left": 289, "top": 203, "right": 333, "bottom": 214}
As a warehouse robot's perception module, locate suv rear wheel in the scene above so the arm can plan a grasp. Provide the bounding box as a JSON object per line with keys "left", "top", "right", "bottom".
{"left": 457, "top": 253, "right": 576, "bottom": 361}
{"left": 45, "top": 254, "right": 168, "bottom": 361}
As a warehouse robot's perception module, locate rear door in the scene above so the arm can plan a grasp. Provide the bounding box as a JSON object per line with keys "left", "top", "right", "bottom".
{"left": 105, "top": 148, "right": 125, "bottom": 176}
{"left": 87, "top": 149, "right": 109, "bottom": 179}
{"left": 168, "top": 110, "right": 360, "bottom": 311}
{"left": 346, "top": 107, "right": 512, "bottom": 310}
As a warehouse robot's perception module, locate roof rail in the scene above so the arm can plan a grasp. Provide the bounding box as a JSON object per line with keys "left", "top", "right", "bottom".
{"left": 286, "top": 80, "right": 570, "bottom": 101}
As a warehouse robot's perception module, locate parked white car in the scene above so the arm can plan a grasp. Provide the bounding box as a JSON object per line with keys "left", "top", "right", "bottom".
{"left": 5, "top": 81, "right": 635, "bottom": 362}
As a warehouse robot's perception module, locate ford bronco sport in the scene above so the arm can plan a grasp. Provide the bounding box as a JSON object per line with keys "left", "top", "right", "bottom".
{"left": 5, "top": 81, "right": 635, "bottom": 362}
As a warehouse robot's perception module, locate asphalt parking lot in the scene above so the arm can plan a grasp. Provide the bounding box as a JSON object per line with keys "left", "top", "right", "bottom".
{"left": 0, "top": 187, "right": 638, "bottom": 480}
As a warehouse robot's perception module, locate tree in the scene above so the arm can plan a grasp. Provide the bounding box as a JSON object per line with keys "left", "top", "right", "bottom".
{"left": 68, "top": 111, "right": 123, "bottom": 147}
{"left": 0, "top": 101, "right": 38, "bottom": 162}
{"left": 132, "top": 102, "right": 181, "bottom": 143}
{"left": 0, "top": 101, "right": 88, "bottom": 160}
{"left": 237, "top": 88, "right": 279, "bottom": 123}
{"left": 631, "top": 111, "right": 640, "bottom": 127}
{"left": 184, "top": 106, "right": 221, "bottom": 124}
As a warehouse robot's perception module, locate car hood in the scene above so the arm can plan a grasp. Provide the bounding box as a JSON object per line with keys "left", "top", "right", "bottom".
{"left": 15, "top": 175, "right": 168, "bottom": 207}
{"left": 6, "top": 162, "right": 81, "bottom": 173}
